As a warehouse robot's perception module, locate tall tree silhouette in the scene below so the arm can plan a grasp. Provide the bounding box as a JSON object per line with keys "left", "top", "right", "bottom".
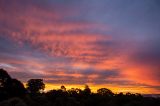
{"left": 26, "top": 79, "right": 45, "bottom": 94}
{"left": 6, "top": 79, "right": 26, "bottom": 97}
{"left": 0, "top": 69, "right": 12, "bottom": 88}
{"left": 0, "top": 69, "right": 11, "bottom": 101}
{"left": 0, "top": 69, "right": 26, "bottom": 101}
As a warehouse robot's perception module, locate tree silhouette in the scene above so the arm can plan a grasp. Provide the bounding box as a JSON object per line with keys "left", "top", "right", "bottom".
{"left": 0, "top": 69, "right": 10, "bottom": 101}
{"left": 0, "top": 69, "right": 26, "bottom": 100}
{"left": 61, "top": 85, "right": 66, "bottom": 92}
{"left": 0, "top": 69, "right": 12, "bottom": 88}
{"left": 83, "top": 85, "right": 91, "bottom": 95}
{"left": 97, "top": 88, "right": 114, "bottom": 96}
{"left": 6, "top": 79, "right": 26, "bottom": 97}
{"left": 26, "top": 79, "right": 45, "bottom": 94}
{"left": 0, "top": 69, "right": 160, "bottom": 106}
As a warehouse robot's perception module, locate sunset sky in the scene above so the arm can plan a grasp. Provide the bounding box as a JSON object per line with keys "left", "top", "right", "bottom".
{"left": 0, "top": 0, "right": 160, "bottom": 94}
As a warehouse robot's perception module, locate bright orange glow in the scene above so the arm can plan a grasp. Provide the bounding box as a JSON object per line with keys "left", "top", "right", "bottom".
{"left": 40, "top": 83, "right": 157, "bottom": 94}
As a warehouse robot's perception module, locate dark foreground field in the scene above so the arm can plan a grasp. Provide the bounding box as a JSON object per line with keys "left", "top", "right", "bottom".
{"left": 0, "top": 69, "right": 160, "bottom": 106}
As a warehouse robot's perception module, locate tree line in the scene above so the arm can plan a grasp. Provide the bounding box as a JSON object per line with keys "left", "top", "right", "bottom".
{"left": 0, "top": 68, "right": 159, "bottom": 106}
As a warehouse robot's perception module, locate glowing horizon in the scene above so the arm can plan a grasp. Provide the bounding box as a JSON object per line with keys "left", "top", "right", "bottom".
{"left": 23, "top": 83, "right": 158, "bottom": 94}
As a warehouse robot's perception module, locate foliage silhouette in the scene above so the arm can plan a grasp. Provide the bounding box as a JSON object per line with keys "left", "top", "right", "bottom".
{"left": 0, "top": 69, "right": 12, "bottom": 88}
{"left": 97, "top": 88, "right": 114, "bottom": 96}
{"left": 0, "top": 69, "right": 160, "bottom": 106}
{"left": 5, "top": 79, "right": 26, "bottom": 97}
{"left": 61, "top": 85, "right": 66, "bottom": 92}
{"left": 0, "top": 69, "right": 26, "bottom": 102}
{"left": 83, "top": 85, "right": 91, "bottom": 95}
{"left": 26, "top": 79, "right": 45, "bottom": 94}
